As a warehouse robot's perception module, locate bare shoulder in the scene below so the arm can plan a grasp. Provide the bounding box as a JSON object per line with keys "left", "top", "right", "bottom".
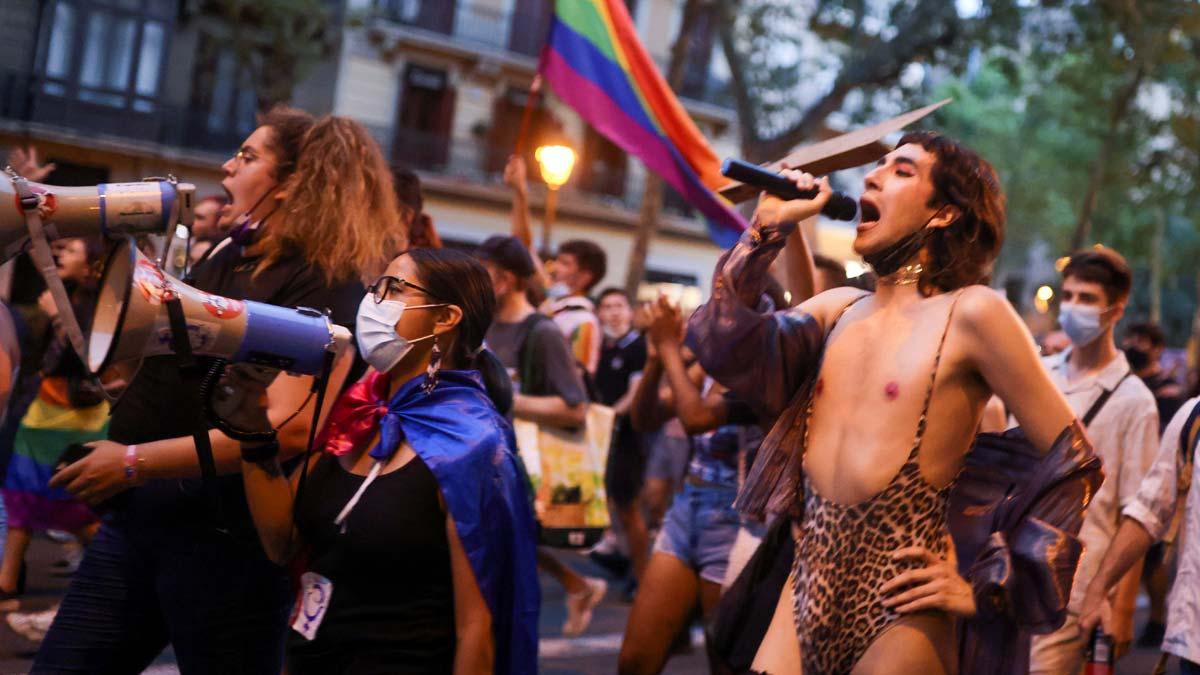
{"left": 952, "top": 285, "right": 1023, "bottom": 335}
{"left": 798, "top": 286, "right": 871, "bottom": 329}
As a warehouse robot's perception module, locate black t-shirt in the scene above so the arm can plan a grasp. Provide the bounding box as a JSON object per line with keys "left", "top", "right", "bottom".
{"left": 108, "top": 240, "right": 364, "bottom": 536}
{"left": 288, "top": 454, "right": 455, "bottom": 674}
{"left": 595, "top": 330, "right": 646, "bottom": 407}
{"left": 1142, "top": 370, "right": 1186, "bottom": 434}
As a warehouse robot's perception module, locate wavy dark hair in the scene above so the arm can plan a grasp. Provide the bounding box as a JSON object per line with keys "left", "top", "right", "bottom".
{"left": 405, "top": 247, "right": 512, "bottom": 414}
{"left": 899, "top": 131, "right": 1006, "bottom": 294}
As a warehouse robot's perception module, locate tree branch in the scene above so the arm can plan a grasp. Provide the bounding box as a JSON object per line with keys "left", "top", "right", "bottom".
{"left": 726, "top": 0, "right": 959, "bottom": 161}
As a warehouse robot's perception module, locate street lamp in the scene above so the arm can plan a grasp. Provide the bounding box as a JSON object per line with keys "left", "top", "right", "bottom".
{"left": 534, "top": 144, "right": 576, "bottom": 256}
{"left": 1035, "top": 284, "right": 1054, "bottom": 314}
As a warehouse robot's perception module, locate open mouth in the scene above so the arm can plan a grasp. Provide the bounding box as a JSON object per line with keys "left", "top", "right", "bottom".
{"left": 858, "top": 198, "right": 881, "bottom": 224}
{"left": 219, "top": 184, "right": 235, "bottom": 213}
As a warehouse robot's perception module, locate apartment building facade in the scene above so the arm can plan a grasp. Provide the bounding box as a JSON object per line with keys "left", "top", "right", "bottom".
{"left": 0, "top": 0, "right": 857, "bottom": 299}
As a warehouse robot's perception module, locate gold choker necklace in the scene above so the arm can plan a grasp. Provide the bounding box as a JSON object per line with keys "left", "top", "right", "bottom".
{"left": 880, "top": 263, "right": 923, "bottom": 286}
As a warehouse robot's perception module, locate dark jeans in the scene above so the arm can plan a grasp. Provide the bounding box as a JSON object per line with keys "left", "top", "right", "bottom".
{"left": 33, "top": 516, "right": 290, "bottom": 674}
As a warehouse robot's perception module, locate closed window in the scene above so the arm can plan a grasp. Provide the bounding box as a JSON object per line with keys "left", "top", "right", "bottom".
{"left": 37, "top": 0, "right": 173, "bottom": 111}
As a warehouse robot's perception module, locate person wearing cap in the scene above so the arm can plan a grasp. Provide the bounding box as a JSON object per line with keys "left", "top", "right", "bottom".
{"left": 476, "top": 235, "right": 609, "bottom": 636}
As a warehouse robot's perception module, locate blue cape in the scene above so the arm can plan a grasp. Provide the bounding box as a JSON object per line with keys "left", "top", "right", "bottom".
{"left": 373, "top": 370, "right": 540, "bottom": 674}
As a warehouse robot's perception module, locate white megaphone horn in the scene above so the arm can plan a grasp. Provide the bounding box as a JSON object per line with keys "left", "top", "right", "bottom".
{"left": 1, "top": 173, "right": 193, "bottom": 261}
{"left": 88, "top": 238, "right": 350, "bottom": 377}
{"left": 3, "top": 171, "right": 195, "bottom": 370}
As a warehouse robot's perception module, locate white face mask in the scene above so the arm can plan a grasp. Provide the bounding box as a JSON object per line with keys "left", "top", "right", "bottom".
{"left": 546, "top": 282, "right": 570, "bottom": 300}
{"left": 354, "top": 295, "right": 443, "bottom": 373}
{"left": 1059, "top": 302, "right": 1109, "bottom": 347}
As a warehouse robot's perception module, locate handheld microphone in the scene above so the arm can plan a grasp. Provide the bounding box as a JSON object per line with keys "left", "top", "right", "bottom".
{"left": 721, "top": 158, "right": 858, "bottom": 221}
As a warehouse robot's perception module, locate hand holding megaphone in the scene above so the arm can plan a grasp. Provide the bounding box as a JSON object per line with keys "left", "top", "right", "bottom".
{"left": 209, "top": 364, "right": 275, "bottom": 440}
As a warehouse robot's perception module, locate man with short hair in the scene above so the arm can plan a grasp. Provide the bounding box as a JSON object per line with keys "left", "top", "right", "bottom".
{"left": 1124, "top": 322, "right": 1185, "bottom": 433}
{"left": 1029, "top": 247, "right": 1160, "bottom": 672}
{"left": 475, "top": 234, "right": 608, "bottom": 636}
{"left": 1120, "top": 320, "right": 1184, "bottom": 648}
{"left": 592, "top": 287, "right": 650, "bottom": 589}
{"left": 547, "top": 239, "right": 607, "bottom": 375}
{"left": 172, "top": 196, "right": 229, "bottom": 268}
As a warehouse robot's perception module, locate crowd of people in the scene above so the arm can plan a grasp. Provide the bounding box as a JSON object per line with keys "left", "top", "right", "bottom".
{"left": 0, "top": 107, "right": 1195, "bottom": 675}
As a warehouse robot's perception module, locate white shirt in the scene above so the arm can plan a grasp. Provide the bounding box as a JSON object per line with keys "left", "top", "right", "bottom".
{"left": 1122, "top": 397, "right": 1200, "bottom": 663}
{"left": 1041, "top": 348, "right": 1160, "bottom": 612}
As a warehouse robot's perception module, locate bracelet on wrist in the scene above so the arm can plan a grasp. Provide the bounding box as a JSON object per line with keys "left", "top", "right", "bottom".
{"left": 123, "top": 444, "right": 145, "bottom": 484}
{"left": 240, "top": 438, "right": 280, "bottom": 463}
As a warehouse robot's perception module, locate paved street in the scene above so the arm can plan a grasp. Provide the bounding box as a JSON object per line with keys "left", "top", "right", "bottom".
{"left": 0, "top": 535, "right": 1178, "bottom": 674}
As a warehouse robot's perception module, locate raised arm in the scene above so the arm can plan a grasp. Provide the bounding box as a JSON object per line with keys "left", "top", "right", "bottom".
{"left": 958, "top": 286, "right": 1076, "bottom": 452}
{"left": 648, "top": 296, "right": 727, "bottom": 434}
{"left": 686, "top": 176, "right": 837, "bottom": 419}
{"left": 782, "top": 215, "right": 819, "bottom": 305}
{"left": 504, "top": 155, "right": 549, "bottom": 287}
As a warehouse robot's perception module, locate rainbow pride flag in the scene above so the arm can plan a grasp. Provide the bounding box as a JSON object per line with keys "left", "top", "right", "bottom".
{"left": 539, "top": 0, "right": 748, "bottom": 248}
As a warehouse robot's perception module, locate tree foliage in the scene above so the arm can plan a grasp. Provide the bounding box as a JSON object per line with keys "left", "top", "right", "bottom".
{"left": 936, "top": 2, "right": 1200, "bottom": 341}
{"left": 186, "top": 0, "right": 339, "bottom": 110}
{"left": 716, "top": 0, "right": 1023, "bottom": 161}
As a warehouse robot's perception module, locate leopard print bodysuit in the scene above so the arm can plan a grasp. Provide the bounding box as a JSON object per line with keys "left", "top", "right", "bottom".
{"left": 791, "top": 292, "right": 962, "bottom": 675}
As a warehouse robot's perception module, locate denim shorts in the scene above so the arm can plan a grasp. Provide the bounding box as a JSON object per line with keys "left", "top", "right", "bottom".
{"left": 653, "top": 482, "right": 740, "bottom": 584}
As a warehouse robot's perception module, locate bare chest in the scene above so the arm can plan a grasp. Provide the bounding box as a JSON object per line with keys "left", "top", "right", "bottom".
{"left": 802, "top": 299, "right": 975, "bottom": 504}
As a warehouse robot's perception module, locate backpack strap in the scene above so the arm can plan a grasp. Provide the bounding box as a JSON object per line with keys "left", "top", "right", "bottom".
{"left": 515, "top": 313, "right": 553, "bottom": 394}
{"left": 1081, "top": 371, "right": 1131, "bottom": 427}
{"left": 1175, "top": 398, "right": 1200, "bottom": 496}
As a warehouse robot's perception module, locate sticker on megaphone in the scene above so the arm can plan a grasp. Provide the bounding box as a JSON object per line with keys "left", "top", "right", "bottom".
{"left": 88, "top": 238, "right": 351, "bottom": 377}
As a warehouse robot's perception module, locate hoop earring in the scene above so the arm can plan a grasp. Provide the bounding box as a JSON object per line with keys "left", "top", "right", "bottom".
{"left": 423, "top": 337, "right": 442, "bottom": 394}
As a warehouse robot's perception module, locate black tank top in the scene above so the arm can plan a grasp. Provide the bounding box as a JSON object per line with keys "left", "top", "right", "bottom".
{"left": 287, "top": 453, "right": 455, "bottom": 674}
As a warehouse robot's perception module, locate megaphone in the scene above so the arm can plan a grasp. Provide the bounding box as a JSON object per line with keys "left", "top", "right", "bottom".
{"left": 1, "top": 176, "right": 193, "bottom": 261}
{"left": 88, "top": 238, "right": 350, "bottom": 377}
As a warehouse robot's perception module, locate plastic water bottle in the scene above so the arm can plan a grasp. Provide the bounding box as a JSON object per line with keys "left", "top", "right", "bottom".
{"left": 1084, "top": 627, "right": 1114, "bottom": 675}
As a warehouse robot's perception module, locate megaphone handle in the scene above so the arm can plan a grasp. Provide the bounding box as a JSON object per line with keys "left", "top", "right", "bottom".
{"left": 164, "top": 295, "right": 226, "bottom": 532}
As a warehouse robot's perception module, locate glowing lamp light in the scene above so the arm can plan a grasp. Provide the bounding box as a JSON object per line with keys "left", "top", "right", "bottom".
{"left": 535, "top": 145, "right": 576, "bottom": 189}
{"left": 1034, "top": 284, "right": 1054, "bottom": 314}
{"left": 1054, "top": 256, "right": 1070, "bottom": 273}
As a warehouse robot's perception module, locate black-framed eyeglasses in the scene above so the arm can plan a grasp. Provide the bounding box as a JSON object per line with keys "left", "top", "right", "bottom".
{"left": 367, "top": 275, "right": 438, "bottom": 304}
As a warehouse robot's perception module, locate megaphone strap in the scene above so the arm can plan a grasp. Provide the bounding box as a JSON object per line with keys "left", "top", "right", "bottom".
{"left": 11, "top": 178, "right": 89, "bottom": 360}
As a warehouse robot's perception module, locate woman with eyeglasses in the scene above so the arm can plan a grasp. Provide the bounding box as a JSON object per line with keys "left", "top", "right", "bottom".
{"left": 222, "top": 248, "right": 538, "bottom": 674}
{"left": 37, "top": 107, "right": 406, "bottom": 673}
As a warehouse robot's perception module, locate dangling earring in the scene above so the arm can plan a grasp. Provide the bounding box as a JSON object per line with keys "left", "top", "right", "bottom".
{"left": 423, "top": 337, "right": 442, "bottom": 394}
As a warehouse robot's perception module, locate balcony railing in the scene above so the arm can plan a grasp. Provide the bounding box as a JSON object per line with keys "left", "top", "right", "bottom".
{"left": 372, "top": 1, "right": 553, "bottom": 58}
{"left": 0, "top": 69, "right": 252, "bottom": 157}
{"left": 390, "top": 126, "right": 706, "bottom": 228}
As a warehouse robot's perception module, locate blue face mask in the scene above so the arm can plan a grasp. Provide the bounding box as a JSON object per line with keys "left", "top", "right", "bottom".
{"left": 1058, "top": 302, "right": 1108, "bottom": 347}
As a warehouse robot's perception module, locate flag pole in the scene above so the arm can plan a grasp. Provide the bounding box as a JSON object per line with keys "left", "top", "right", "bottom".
{"left": 514, "top": 74, "right": 542, "bottom": 156}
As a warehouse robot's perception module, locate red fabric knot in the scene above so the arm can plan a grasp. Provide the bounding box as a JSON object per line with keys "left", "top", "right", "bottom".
{"left": 315, "top": 370, "right": 391, "bottom": 457}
